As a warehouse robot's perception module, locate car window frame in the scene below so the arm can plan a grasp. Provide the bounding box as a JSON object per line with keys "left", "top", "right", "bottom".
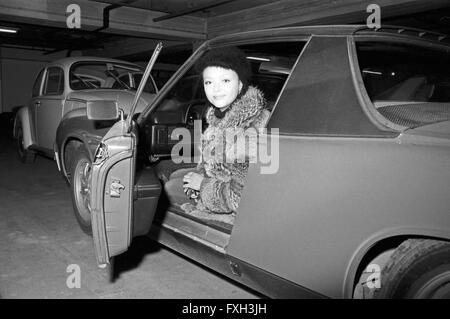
{"left": 68, "top": 61, "right": 145, "bottom": 91}
{"left": 42, "top": 66, "right": 65, "bottom": 96}
{"left": 32, "top": 68, "right": 46, "bottom": 98}
{"left": 350, "top": 34, "right": 450, "bottom": 132}
{"left": 132, "top": 72, "right": 158, "bottom": 94}
{"left": 265, "top": 35, "right": 399, "bottom": 137}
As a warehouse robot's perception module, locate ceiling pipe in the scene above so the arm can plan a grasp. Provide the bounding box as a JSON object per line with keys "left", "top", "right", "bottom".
{"left": 44, "top": 3, "right": 122, "bottom": 55}
{"left": 92, "top": 4, "right": 122, "bottom": 32}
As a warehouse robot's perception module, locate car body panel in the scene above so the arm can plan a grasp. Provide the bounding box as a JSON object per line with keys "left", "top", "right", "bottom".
{"left": 148, "top": 219, "right": 326, "bottom": 298}
{"left": 13, "top": 106, "right": 34, "bottom": 149}
{"left": 36, "top": 95, "right": 65, "bottom": 150}
{"left": 227, "top": 131, "right": 450, "bottom": 298}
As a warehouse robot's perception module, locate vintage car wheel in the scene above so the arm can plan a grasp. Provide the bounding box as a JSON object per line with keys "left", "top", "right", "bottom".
{"left": 70, "top": 148, "right": 93, "bottom": 235}
{"left": 374, "top": 239, "right": 450, "bottom": 299}
{"left": 16, "top": 126, "right": 35, "bottom": 163}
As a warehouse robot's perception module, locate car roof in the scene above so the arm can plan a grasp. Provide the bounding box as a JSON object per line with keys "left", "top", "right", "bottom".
{"left": 208, "top": 24, "right": 450, "bottom": 46}
{"left": 47, "top": 56, "right": 141, "bottom": 68}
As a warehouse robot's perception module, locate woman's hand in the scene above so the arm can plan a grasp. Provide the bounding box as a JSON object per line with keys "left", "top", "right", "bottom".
{"left": 182, "top": 172, "right": 204, "bottom": 191}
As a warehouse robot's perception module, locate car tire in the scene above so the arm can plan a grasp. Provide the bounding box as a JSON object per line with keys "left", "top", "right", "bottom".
{"left": 70, "top": 147, "right": 93, "bottom": 235}
{"left": 373, "top": 239, "right": 450, "bottom": 299}
{"left": 16, "top": 126, "right": 35, "bottom": 163}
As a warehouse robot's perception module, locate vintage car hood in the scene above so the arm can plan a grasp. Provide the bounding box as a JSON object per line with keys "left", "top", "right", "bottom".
{"left": 66, "top": 90, "right": 155, "bottom": 114}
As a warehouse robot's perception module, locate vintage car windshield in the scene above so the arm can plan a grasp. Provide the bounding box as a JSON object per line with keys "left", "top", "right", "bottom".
{"left": 69, "top": 61, "right": 156, "bottom": 93}
{"left": 356, "top": 41, "right": 450, "bottom": 128}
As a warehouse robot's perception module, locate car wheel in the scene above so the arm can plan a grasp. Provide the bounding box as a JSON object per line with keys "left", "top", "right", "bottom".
{"left": 16, "top": 126, "right": 35, "bottom": 163}
{"left": 70, "top": 147, "right": 93, "bottom": 235}
{"left": 374, "top": 239, "right": 450, "bottom": 299}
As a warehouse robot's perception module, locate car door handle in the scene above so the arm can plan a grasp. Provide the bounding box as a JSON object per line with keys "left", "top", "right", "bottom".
{"left": 35, "top": 101, "right": 41, "bottom": 106}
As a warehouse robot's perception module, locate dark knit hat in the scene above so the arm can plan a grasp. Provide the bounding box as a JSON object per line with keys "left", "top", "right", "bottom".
{"left": 196, "top": 46, "right": 251, "bottom": 93}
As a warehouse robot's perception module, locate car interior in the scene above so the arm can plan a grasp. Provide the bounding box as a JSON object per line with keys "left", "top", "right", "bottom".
{"left": 132, "top": 42, "right": 306, "bottom": 236}
{"left": 69, "top": 62, "right": 152, "bottom": 92}
{"left": 357, "top": 42, "right": 450, "bottom": 128}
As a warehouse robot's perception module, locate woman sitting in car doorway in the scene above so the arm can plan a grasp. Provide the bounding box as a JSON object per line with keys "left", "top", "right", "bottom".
{"left": 164, "top": 46, "right": 270, "bottom": 223}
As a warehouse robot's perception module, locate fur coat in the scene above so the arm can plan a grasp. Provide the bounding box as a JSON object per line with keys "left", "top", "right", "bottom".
{"left": 181, "top": 86, "right": 270, "bottom": 221}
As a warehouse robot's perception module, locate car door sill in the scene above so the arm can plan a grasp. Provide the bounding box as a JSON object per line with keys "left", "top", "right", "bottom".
{"left": 153, "top": 208, "right": 231, "bottom": 252}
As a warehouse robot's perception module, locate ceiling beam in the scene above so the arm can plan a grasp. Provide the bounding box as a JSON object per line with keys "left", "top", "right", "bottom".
{"left": 153, "top": 0, "right": 236, "bottom": 22}
{"left": 207, "top": 0, "right": 450, "bottom": 37}
{"left": 82, "top": 37, "right": 183, "bottom": 59}
{"left": 0, "top": 0, "right": 206, "bottom": 40}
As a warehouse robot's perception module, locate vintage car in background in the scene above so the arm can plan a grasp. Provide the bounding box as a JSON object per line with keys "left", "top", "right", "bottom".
{"left": 13, "top": 56, "right": 158, "bottom": 163}
{"left": 55, "top": 26, "right": 450, "bottom": 298}
{"left": 13, "top": 56, "right": 158, "bottom": 233}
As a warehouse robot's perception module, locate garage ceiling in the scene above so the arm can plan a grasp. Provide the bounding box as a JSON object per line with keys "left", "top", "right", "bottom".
{"left": 90, "top": 0, "right": 278, "bottom": 19}
{"left": 0, "top": 0, "right": 449, "bottom": 61}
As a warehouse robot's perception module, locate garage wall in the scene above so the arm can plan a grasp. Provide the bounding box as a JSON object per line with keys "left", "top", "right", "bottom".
{"left": 0, "top": 48, "right": 68, "bottom": 113}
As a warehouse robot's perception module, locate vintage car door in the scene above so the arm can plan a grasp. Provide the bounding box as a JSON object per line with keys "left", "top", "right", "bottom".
{"left": 29, "top": 68, "right": 46, "bottom": 140}
{"left": 90, "top": 42, "right": 163, "bottom": 267}
{"left": 90, "top": 118, "right": 137, "bottom": 267}
{"left": 36, "top": 66, "right": 65, "bottom": 150}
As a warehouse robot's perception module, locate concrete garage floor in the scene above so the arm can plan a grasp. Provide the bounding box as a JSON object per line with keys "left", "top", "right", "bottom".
{"left": 0, "top": 127, "right": 260, "bottom": 299}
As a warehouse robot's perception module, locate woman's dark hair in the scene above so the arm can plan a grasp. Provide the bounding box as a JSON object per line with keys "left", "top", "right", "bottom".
{"left": 195, "top": 46, "right": 251, "bottom": 94}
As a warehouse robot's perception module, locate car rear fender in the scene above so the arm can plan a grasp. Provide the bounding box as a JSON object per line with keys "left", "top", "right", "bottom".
{"left": 344, "top": 226, "right": 450, "bottom": 298}
{"left": 13, "top": 106, "right": 34, "bottom": 149}
{"left": 59, "top": 131, "right": 99, "bottom": 178}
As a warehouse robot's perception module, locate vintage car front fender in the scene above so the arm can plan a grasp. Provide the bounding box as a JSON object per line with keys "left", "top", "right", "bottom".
{"left": 13, "top": 106, "right": 34, "bottom": 149}
{"left": 56, "top": 109, "right": 110, "bottom": 180}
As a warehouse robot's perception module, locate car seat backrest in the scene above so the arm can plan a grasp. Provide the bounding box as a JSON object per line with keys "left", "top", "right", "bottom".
{"left": 376, "top": 76, "right": 430, "bottom": 101}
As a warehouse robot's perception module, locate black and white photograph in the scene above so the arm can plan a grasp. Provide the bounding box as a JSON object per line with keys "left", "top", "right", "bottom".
{"left": 1, "top": 0, "right": 450, "bottom": 303}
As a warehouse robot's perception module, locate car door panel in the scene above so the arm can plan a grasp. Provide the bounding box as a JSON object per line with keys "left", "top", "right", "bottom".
{"left": 36, "top": 97, "right": 64, "bottom": 150}
{"left": 147, "top": 102, "right": 206, "bottom": 159}
{"left": 133, "top": 167, "right": 161, "bottom": 237}
{"left": 29, "top": 68, "right": 46, "bottom": 143}
{"left": 91, "top": 120, "right": 136, "bottom": 266}
{"left": 36, "top": 67, "right": 65, "bottom": 150}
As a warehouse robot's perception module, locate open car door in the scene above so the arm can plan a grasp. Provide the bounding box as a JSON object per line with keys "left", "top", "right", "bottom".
{"left": 90, "top": 120, "right": 136, "bottom": 267}
{"left": 90, "top": 43, "right": 163, "bottom": 267}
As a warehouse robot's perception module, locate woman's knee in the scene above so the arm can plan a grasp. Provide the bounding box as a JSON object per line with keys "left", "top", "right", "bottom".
{"left": 169, "top": 167, "right": 196, "bottom": 180}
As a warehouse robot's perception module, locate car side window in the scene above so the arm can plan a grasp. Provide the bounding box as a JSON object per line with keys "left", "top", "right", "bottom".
{"left": 267, "top": 37, "right": 396, "bottom": 137}
{"left": 32, "top": 68, "right": 45, "bottom": 97}
{"left": 43, "top": 67, "right": 64, "bottom": 95}
{"left": 356, "top": 41, "right": 450, "bottom": 128}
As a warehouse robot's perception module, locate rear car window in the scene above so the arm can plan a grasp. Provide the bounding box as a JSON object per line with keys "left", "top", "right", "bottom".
{"left": 356, "top": 41, "right": 450, "bottom": 128}
{"left": 69, "top": 62, "right": 156, "bottom": 94}
{"left": 43, "top": 67, "right": 64, "bottom": 95}
{"left": 32, "top": 68, "right": 45, "bottom": 97}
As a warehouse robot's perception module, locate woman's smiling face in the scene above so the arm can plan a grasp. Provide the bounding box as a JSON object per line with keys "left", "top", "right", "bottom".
{"left": 203, "top": 66, "right": 243, "bottom": 109}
